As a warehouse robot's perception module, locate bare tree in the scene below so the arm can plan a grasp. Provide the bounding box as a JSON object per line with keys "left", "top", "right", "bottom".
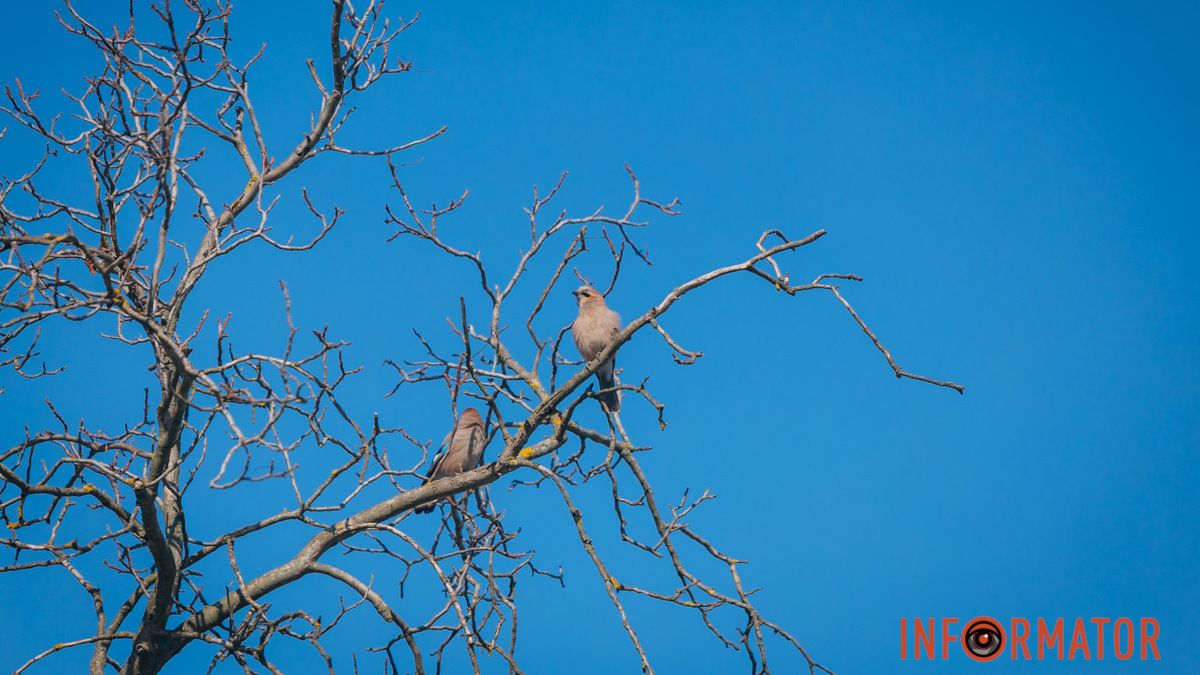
{"left": 0, "top": 2, "right": 962, "bottom": 674}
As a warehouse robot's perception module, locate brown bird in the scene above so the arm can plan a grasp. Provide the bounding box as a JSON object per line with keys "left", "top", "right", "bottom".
{"left": 415, "top": 407, "right": 488, "bottom": 514}
{"left": 571, "top": 285, "right": 622, "bottom": 412}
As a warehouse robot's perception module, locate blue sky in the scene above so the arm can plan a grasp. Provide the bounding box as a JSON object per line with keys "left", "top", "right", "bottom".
{"left": 2, "top": 1, "right": 1198, "bottom": 673}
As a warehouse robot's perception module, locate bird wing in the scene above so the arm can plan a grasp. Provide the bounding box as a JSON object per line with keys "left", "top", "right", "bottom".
{"left": 424, "top": 451, "right": 446, "bottom": 484}
{"left": 424, "top": 430, "right": 455, "bottom": 483}
{"left": 466, "top": 425, "right": 487, "bottom": 468}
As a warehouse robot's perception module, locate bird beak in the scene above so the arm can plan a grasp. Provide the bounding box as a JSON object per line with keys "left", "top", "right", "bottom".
{"left": 571, "top": 289, "right": 582, "bottom": 297}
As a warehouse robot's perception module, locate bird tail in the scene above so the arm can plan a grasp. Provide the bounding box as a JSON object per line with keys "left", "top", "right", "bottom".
{"left": 597, "top": 364, "right": 621, "bottom": 412}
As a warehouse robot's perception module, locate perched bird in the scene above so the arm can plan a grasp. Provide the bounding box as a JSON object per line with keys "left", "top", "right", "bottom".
{"left": 415, "top": 407, "right": 488, "bottom": 514}
{"left": 571, "top": 285, "right": 622, "bottom": 412}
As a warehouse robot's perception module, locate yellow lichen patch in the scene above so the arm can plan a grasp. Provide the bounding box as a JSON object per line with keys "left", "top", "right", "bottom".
{"left": 518, "top": 447, "right": 536, "bottom": 459}
{"left": 83, "top": 484, "right": 96, "bottom": 493}
{"left": 551, "top": 413, "right": 564, "bottom": 428}
{"left": 609, "top": 576, "right": 621, "bottom": 590}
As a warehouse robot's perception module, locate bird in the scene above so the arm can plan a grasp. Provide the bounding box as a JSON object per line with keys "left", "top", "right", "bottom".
{"left": 414, "top": 407, "right": 488, "bottom": 514}
{"left": 571, "top": 285, "right": 622, "bottom": 412}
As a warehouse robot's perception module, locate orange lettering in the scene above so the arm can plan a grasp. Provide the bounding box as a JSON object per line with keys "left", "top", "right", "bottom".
{"left": 1068, "top": 618, "right": 1090, "bottom": 660}
{"left": 1141, "top": 618, "right": 1160, "bottom": 660}
{"left": 1037, "top": 618, "right": 1064, "bottom": 659}
{"left": 1114, "top": 618, "right": 1134, "bottom": 660}
{"left": 1091, "top": 618, "right": 1109, "bottom": 660}
{"left": 1010, "top": 617, "right": 1030, "bottom": 659}
{"left": 914, "top": 618, "right": 934, "bottom": 660}
{"left": 941, "top": 617, "right": 958, "bottom": 659}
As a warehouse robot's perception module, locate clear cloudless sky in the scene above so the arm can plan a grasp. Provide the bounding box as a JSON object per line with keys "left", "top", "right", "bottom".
{"left": 1, "top": 1, "right": 1198, "bottom": 674}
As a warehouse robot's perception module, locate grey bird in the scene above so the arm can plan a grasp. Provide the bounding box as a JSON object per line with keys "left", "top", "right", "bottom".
{"left": 571, "top": 285, "right": 622, "bottom": 412}
{"left": 415, "top": 407, "right": 488, "bottom": 514}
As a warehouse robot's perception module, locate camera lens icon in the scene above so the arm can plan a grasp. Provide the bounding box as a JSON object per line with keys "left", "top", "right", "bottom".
{"left": 962, "top": 617, "right": 1004, "bottom": 662}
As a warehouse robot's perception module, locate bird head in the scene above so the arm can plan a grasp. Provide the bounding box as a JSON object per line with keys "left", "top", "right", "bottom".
{"left": 459, "top": 407, "right": 484, "bottom": 426}
{"left": 571, "top": 285, "right": 606, "bottom": 309}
